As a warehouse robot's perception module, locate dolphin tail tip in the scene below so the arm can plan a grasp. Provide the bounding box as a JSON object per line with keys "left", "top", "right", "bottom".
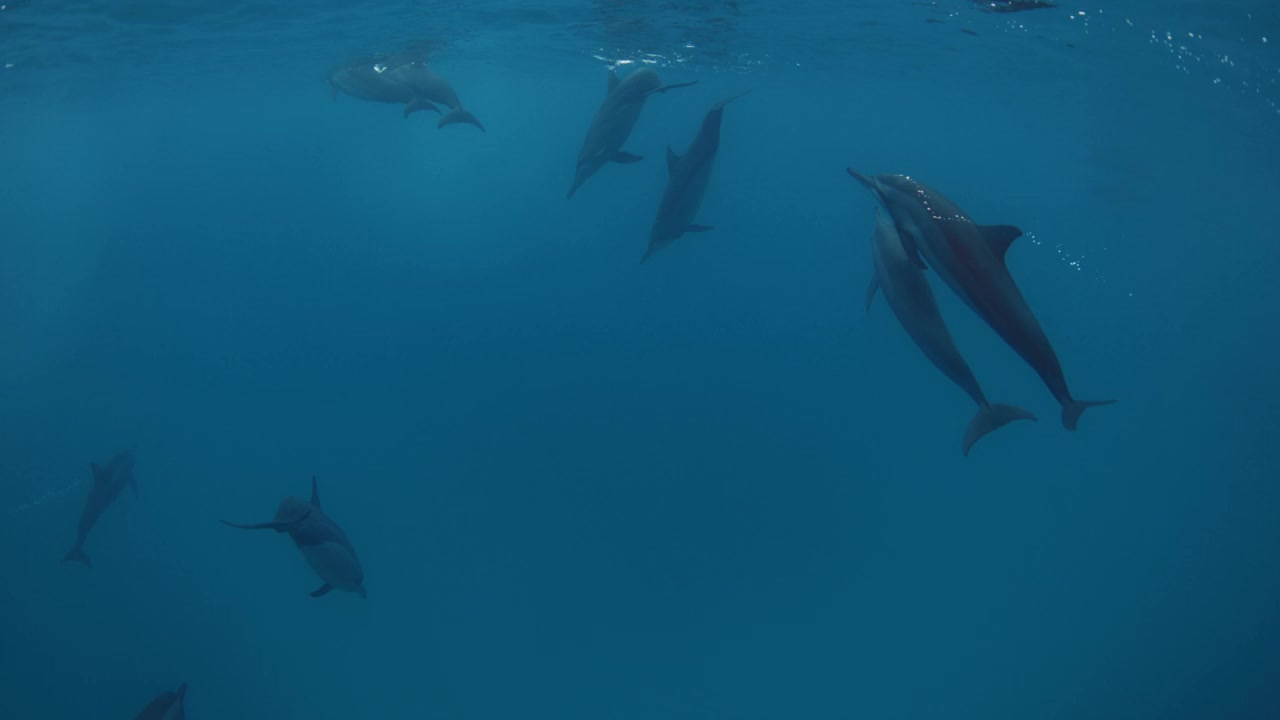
{"left": 63, "top": 549, "right": 91, "bottom": 568}
{"left": 437, "top": 108, "right": 485, "bottom": 131}
{"left": 1061, "top": 398, "right": 1115, "bottom": 431}
{"left": 962, "top": 403, "right": 1038, "bottom": 456}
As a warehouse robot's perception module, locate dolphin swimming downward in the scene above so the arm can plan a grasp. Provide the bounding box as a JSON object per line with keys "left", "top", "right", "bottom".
{"left": 848, "top": 169, "right": 1113, "bottom": 429}
{"left": 863, "top": 204, "right": 1036, "bottom": 454}
{"left": 222, "top": 477, "right": 366, "bottom": 599}
{"left": 64, "top": 449, "right": 136, "bottom": 568}
{"left": 642, "top": 90, "right": 750, "bottom": 263}
{"left": 567, "top": 67, "right": 697, "bottom": 199}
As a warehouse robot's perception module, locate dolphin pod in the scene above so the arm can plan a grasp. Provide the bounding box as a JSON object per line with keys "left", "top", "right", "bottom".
{"left": 134, "top": 683, "right": 187, "bottom": 720}
{"left": 864, "top": 204, "right": 1037, "bottom": 454}
{"left": 567, "top": 67, "right": 697, "bottom": 199}
{"left": 642, "top": 91, "right": 749, "bottom": 263}
{"left": 329, "top": 52, "right": 484, "bottom": 131}
{"left": 63, "top": 449, "right": 136, "bottom": 568}
{"left": 849, "top": 169, "right": 1113, "bottom": 431}
{"left": 222, "top": 477, "right": 367, "bottom": 599}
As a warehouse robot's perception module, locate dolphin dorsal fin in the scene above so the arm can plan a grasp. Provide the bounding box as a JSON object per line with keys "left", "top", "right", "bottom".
{"left": 666, "top": 145, "right": 679, "bottom": 176}
{"left": 607, "top": 69, "right": 620, "bottom": 94}
{"left": 980, "top": 224, "right": 1023, "bottom": 263}
{"left": 310, "top": 476, "right": 322, "bottom": 510}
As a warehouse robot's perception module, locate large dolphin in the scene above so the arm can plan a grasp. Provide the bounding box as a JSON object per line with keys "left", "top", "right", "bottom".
{"left": 134, "top": 683, "right": 187, "bottom": 720}
{"left": 222, "top": 477, "right": 366, "bottom": 598}
{"left": 864, "top": 204, "right": 1036, "bottom": 454}
{"left": 329, "top": 53, "right": 484, "bottom": 131}
{"left": 642, "top": 91, "right": 749, "bottom": 263}
{"left": 848, "top": 169, "right": 1113, "bottom": 429}
{"left": 64, "top": 449, "right": 136, "bottom": 568}
{"left": 567, "top": 67, "right": 697, "bottom": 199}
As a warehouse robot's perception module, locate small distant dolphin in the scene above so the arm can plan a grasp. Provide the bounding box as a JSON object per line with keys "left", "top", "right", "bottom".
{"left": 64, "top": 449, "right": 136, "bottom": 568}
{"left": 973, "top": 0, "right": 1058, "bottom": 13}
{"left": 642, "top": 91, "right": 749, "bottom": 263}
{"left": 848, "top": 169, "right": 1113, "bottom": 429}
{"left": 329, "top": 53, "right": 484, "bottom": 131}
{"left": 222, "top": 477, "right": 366, "bottom": 599}
{"left": 863, "top": 203, "right": 1036, "bottom": 454}
{"left": 134, "top": 683, "right": 187, "bottom": 720}
{"left": 567, "top": 67, "right": 697, "bottom": 199}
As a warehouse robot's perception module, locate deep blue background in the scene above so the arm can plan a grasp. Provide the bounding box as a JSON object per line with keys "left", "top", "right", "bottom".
{"left": 1, "top": 2, "right": 1278, "bottom": 718}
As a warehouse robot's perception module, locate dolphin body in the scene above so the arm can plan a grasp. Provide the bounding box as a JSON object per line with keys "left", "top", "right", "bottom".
{"left": 864, "top": 205, "right": 1036, "bottom": 454}
{"left": 567, "top": 67, "right": 697, "bottom": 199}
{"left": 642, "top": 91, "right": 749, "bottom": 263}
{"left": 134, "top": 683, "right": 187, "bottom": 720}
{"left": 848, "top": 169, "right": 1113, "bottom": 430}
{"left": 64, "top": 449, "right": 136, "bottom": 568}
{"left": 329, "top": 53, "right": 484, "bottom": 131}
{"left": 222, "top": 477, "right": 366, "bottom": 598}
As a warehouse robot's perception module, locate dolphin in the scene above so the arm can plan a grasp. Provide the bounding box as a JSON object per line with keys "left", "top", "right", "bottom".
{"left": 974, "top": 0, "right": 1058, "bottom": 13}
{"left": 222, "top": 477, "right": 366, "bottom": 598}
{"left": 134, "top": 683, "right": 187, "bottom": 720}
{"left": 642, "top": 90, "right": 749, "bottom": 263}
{"left": 864, "top": 204, "right": 1036, "bottom": 454}
{"left": 63, "top": 449, "right": 136, "bottom": 568}
{"left": 329, "top": 53, "right": 484, "bottom": 131}
{"left": 848, "top": 169, "right": 1113, "bottom": 430}
{"left": 566, "top": 67, "right": 697, "bottom": 199}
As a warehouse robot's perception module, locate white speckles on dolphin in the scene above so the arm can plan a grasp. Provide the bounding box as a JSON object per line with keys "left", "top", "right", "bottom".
{"left": 64, "top": 448, "right": 136, "bottom": 568}
{"left": 642, "top": 90, "right": 749, "bottom": 263}
{"left": 567, "top": 67, "right": 697, "bottom": 199}
{"left": 134, "top": 682, "right": 187, "bottom": 720}
{"left": 329, "top": 52, "right": 484, "bottom": 131}
{"left": 222, "top": 477, "right": 366, "bottom": 599}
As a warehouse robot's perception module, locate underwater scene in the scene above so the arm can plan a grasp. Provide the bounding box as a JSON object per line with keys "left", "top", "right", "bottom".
{"left": 1, "top": 0, "right": 1278, "bottom": 718}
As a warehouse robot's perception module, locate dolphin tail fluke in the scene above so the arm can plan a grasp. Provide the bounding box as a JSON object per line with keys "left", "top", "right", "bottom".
{"left": 962, "top": 403, "right": 1037, "bottom": 456}
{"left": 1061, "top": 398, "right": 1115, "bottom": 431}
{"left": 63, "top": 548, "right": 92, "bottom": 568}
{"left": 438, "top": 108, "right": 484, "bottom": 131}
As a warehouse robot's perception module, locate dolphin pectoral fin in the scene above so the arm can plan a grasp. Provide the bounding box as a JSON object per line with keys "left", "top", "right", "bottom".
{"left": 666, "top": 145, "right": 679, "bottom": 176}
{"left": 63, "top": 548, "right": 91, "bottom": 568}
{"left": 357, "top": 584, "right": 368, "bottom": 599}
{"left": 895, "top": 218, "right": 929, "bottom": 269}
{"left": 865, "top": 272, "right": 880, "bottom": 311}
{"left": 612, "top": 151, "right": 643, "bottom": 163}
{"left": 1061, "top": 398, "right": 1115, "bottom": 431}
{"left": 644, "top": 80, "right": 698, "bottom": 97}
{"left": 310, "top": 583, "right": 334, "bottom": 598}
{"left": 712, "top": 89, "right": 752, "bottom": 109}
{"left": 962, "top": 403, "right": 1038, "bottom": 456}
{"left": 438, "top": 108, "right": 485, "bottom": 131}
{"left": 686, "top": 224, "right": 714, "bottom": 233}
{"left": 978, "top": 224, "right": 1024, "bottom": 262}
{"left": 404, "top": 98, "right": 442, "bottom": 118}
{"left": 310, "top": 476, "right": 322, "bottom": 510}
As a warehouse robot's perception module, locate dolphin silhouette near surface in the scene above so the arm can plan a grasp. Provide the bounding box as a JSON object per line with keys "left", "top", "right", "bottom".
{"left": 222, "top": 477, "right": 366, "bottom": 599}
{"left": 848, "top": 169, "right": 1113, "bottom": 430}
{"left": 64, "top": 449, "right": 137, "bottom": 568}
{"left": 863, "top": 202, "right": 1036, "bottom": 455}
{"left": 134, "top": 683, "right": 187, "bottom": 720}
{"left": 567, "top": 67, "right": 697, "bottom": 199}
{"left": 329, "top": 52, "right": 484, "bottom": 131}
{"left": 642, "top": 90, "right": 749, "bottom": 263}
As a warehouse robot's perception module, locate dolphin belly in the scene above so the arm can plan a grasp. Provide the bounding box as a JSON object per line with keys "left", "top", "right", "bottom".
{"left": 300, "top": 541, "right": 363, "bottom": 592}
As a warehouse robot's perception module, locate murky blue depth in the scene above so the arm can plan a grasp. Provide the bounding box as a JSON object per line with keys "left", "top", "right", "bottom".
{"left": 1, "top": 2, "right": 1278, "bottom": 718}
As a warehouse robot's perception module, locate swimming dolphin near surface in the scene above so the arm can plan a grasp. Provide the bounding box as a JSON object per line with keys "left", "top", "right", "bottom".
{"left": 973, "top": 0, "right": 1058, "bottom": 13}
{"left": 222, "top": 477, "right": 366, "bottom": 598}
{"left": 863, "top": 204, "right": 1036, "bottom": 454}
{"left": 63, "top": 449, "right": 136, "bottom": 568}
{"left": 848, "top": 169, "right": 1113, "bottom": 430}
{"left": 329, "top": 53, "right": 484, "bottom": 131}
{"left": 567, "top": 67, "right": 698, "bottom": 199}
{"left": 134, "top": 683, "right": 187, "bottom": 720}
{"left": 642, "top": 90, "right": 749, "bottom": 263}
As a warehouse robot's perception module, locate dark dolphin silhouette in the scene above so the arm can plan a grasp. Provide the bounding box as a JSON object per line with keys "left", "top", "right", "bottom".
{"left": 222, "top": 477, "right": 366, "bottom": 598}
{"left": 642, "top": 91, "right": 749, "bottom": 263}
{"left": 974, "top": 0, "right": 1058, "bottom": 13}
{"left": 567, "top": 67, "right": 697, "bottom": 199}
{"left": 863, "top": 202, "right": 1036, "bottom": 454}
{"left": 64, "top": 449, "right": 136, "bottom": 568}
{"left": 134, "top": 682, "right": 187, "bottom": 720}
{"left": 849, "top": 169, "right": 1113, "bottom": 430}
{"left": 329, "top": 53, "right": 484, "bottom": 131}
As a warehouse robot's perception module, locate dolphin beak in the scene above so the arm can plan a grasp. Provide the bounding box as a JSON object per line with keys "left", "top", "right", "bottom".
{"left": 845, "top": 167, "right": 876, "bottom": 189}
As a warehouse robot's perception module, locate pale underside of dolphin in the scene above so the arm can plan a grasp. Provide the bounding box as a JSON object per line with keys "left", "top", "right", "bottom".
{"left": 222, "top": 477, "right": 366, "bottom": 599}
{"left": 847, "top": 168, "right": 1113, "bottom": 430}
{"left": 862, "top": 201, "right": 1036, "bottom": 455}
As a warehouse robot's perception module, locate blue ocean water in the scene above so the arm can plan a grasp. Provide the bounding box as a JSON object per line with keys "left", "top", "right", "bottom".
{"left": 2, "top": 0, "right": 1278, "bottom": 717}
